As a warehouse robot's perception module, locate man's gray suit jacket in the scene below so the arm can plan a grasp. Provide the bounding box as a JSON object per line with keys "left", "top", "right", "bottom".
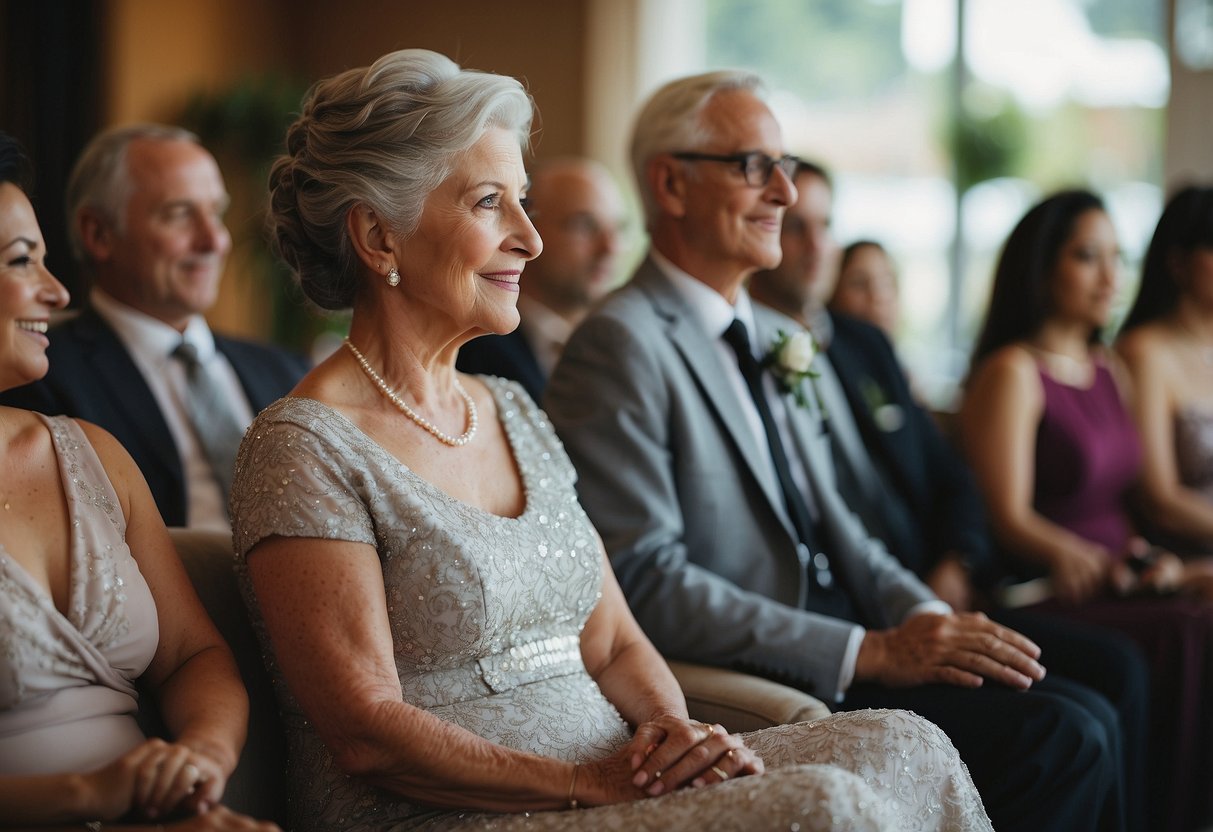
{"left": 544, "top": 257, "right": 935, "bottom": 700}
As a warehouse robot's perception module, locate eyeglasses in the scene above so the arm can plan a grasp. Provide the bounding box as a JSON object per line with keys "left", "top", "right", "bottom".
{"left": 671, "top": 151, "right": 801, "bottom": 188}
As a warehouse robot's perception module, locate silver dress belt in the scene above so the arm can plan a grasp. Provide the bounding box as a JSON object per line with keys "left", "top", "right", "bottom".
{"left": 404, "top": 633, "right": 584, "bottom": 708}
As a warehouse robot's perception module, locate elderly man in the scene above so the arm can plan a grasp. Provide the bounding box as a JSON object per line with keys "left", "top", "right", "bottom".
{"left": 0, "top": 124, "right": 308, "bottom": 529}
{"left": 456, "top": 157, "right": 625, "bottom": 400}
{"left": 545, "top": 71, "right": 1124, "bottom": 832}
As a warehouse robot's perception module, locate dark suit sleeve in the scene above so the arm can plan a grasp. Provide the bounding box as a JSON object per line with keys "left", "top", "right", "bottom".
{"left": 831, "top": 317, "right": 994, "bottom": 584}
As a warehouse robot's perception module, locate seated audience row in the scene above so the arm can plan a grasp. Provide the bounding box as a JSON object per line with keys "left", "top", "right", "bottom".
{"left": 11, "top": 44, "right": 1212, "bottom": 832}
{"left": 1, "top": 55, "right": 991, "bottom": 831}
{"left": 542, "top": 74, "right": 1119, "bottom": 832}
{"left": 959, "top": 187, "right": 1213, "bottom": 832}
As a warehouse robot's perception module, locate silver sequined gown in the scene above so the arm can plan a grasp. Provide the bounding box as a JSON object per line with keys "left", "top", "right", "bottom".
{"left": 231, "top": 380, "right": 991, "bottom": 832}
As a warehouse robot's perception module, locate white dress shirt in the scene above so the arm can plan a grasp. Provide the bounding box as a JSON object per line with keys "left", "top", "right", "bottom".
{"left": 90, "top": 289, "right": 254, "bottom": 531}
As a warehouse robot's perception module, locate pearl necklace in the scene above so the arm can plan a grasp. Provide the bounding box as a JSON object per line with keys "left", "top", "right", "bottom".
{"left": 344, "top": 337, "right": 478, "bottom": 447}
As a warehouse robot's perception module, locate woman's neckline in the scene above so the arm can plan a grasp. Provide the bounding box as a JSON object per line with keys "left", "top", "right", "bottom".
{"left": 275, "top": 381, "right": 533, "bottom": 522}
{"left": 1026, "top": 344, "right": 1098, "bottom": 389}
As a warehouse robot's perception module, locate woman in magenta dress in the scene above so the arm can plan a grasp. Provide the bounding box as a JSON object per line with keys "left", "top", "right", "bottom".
{"left": 959, "top": 189, "right": 1213, "bottom": 832}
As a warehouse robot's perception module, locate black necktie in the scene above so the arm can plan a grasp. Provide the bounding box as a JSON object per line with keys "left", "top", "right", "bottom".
{"left": 722, "top": 319, "right": 848, "bottom": 607}
{"left": 172, "top": 341, "right": 245, "bottom": 515}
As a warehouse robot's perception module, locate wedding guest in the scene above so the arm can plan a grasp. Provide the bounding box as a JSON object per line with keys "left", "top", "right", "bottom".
{"left": 545, "top": 74, "right": 1120, "bottom": 832}
{"left": 457, "top": 157, "right": 626, "bottom": 400}
{"left": 230, "top": 48, "right": 992, "bottom": 832}
{"left": 960, "top": 188, "right": 1213, "bottom": 832}
{"left": 828, "top": 240, "right": 901, "bottom": 339}
{"left": 0, "top": 133, "right": 276, "bottom": 830}
{"left": 750, "top": 163, "right": 1151, "bottom": 831}
{"left": 0, "top": 124, "right": 309, "bottom": 530}
{"left": 1117, "top": 185, "right": 1213, "bottom": 564}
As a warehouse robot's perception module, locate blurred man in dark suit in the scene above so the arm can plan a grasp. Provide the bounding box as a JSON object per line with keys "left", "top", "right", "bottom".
{"left": 0, "top": 124, "right": 308, "bottom": 529}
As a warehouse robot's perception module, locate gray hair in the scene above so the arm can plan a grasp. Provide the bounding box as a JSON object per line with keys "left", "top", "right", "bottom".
{"left": 66, "top": 123, "right": 200, "bottom": 268}
{"left": 629, "top": 69, "right": 765, "bottom": 230}
{"left": 268, "top": 49, "right": 535, "bottom": 310}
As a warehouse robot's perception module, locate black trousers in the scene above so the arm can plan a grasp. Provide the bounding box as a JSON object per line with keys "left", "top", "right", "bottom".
{"left": 993, "top": 608, "right": 1151, "bottom": 832}
{"left": 841, "top": 672, "right": 1122, "bottom": 832}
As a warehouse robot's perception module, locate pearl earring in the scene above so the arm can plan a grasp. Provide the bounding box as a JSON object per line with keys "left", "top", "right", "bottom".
{"left": 386, "top": 267, "right": 401, "bottom": 287}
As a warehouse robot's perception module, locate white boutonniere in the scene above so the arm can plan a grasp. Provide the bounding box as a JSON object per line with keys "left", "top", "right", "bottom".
{"left": 858, "top": 377, "right": 905, "bottom": 432}
{"left": 762, "top": 329, "right": 824, "bottom": 412}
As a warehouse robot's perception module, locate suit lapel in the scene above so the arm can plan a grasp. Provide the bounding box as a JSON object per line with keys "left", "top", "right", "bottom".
{"left": 751, "top": 304, "right": 836, "bottom": 504}
{"left": 632, "top": 262, "right": 788, "bottom": 523}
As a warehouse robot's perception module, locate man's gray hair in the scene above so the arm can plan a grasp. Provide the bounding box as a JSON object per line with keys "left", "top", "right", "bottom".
{"left": 66, "top": 123, "right": 201, "bottom": 268}
{"left": 628, "top": 69, "right": 765, "bottom": 230}
{"left": 267, "top": 48, "right": 535, "bottom": 310}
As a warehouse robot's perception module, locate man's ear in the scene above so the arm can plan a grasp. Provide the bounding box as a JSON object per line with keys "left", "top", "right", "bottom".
{"left": 346, "top": 202, "right": 396, "bottom": 276}
{"left": 77, "top": 210, "right": 115, "bottom": 263}
{"left": 649, "top": 155, "right": 689, "bottom": 219}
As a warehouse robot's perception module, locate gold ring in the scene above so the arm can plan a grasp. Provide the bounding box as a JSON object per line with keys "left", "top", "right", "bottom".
{"left": 653, "top": 770, "right": 662, "bottom": 780}
{"left": 711, "top": 765, "right": 729, "bottom": 780}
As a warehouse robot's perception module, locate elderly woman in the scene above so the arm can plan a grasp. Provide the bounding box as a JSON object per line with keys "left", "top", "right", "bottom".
{"left": 1117, "top": 185, "right": 1213, "bottom": 564}
{"left": 0, "top": 134, "right": 275, "bottom": 830}
{"left": 232, "top": 49, "right": 991, "bottom": 832}
{"left": 959, "top": 189, "right": 1213, "bottom": 832}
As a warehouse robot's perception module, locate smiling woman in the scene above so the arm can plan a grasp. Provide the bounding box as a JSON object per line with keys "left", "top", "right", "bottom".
{"left": 0, "top": 132, "right": 277, "bottom": 831}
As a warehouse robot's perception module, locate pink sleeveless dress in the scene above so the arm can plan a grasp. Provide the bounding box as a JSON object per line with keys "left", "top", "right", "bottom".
{"left": 0, "top": 415, "right": 159, "bottom": 774}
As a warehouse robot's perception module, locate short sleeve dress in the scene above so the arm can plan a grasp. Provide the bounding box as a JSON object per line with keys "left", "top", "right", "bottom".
{"left": 231, "top": 378, "right": 990, "bottom": 832}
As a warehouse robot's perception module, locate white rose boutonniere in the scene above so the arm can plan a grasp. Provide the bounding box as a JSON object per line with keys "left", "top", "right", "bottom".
{"left": 762, "top": 328, "right": 824, "bottom": 411}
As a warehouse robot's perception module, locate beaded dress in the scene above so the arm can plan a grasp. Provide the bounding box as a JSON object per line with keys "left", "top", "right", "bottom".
{"left": 0, "top": 415, "right": 158, "bottom": 775}
{"left": 231, "top": 379, "right": 991, "bottom": 832}
{"left": 1157, "top": 406, "right": 1213, "bottom": 554}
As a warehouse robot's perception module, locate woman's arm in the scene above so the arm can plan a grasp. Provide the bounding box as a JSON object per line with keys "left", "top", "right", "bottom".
{"left": 578, "top": 544, "right": 687, "bottom": 727}
{"left": 80, "top": 422, "right": 248, "bottom": 814}
{"left": 959, "top": 348, "right": 1110, "bottom": 602}
{"left": 245, "top": 533, "right": 603, "bottom": 811}
{"left": 1117, "top": 331, "right": 1213, "bottom": 545}
{"left": 578, "top": 546, "right": 763, "bottom": 796}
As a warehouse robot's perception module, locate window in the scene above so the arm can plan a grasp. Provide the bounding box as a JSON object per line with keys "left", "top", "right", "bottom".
{"left": 702, "top": 0, "right": 1168, "bottom": 405}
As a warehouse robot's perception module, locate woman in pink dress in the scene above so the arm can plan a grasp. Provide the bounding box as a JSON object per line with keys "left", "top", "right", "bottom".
{"left": 0, "top": 133, "right": 275, "bottom": 830}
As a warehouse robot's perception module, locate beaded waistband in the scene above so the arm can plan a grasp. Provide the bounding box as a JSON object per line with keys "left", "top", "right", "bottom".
{"left": 404, "top": 633, "right": 584, "bottom": 708}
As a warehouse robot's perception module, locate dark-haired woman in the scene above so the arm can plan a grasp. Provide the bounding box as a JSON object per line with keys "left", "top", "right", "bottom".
{"left": 1117, "top": 186, "right": 1213, "bottom": 569}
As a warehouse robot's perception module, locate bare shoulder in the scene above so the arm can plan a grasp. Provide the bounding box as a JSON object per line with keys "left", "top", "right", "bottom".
{"left": 0, "top": 406, "right": 56, "bottom": 471}
{"left": 1115, "top": 321, "right": 1178, "bottom": 372}
{"left": 969, "top": 344, "right": 1040, "bottom": 395}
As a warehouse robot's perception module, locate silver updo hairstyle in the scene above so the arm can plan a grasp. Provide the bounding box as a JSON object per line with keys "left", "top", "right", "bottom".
{"left": 268, "top": 49, "right": 535, "bottom": 310}
{"left": 628, "top": 69, "right": 764, "bottom": 231}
